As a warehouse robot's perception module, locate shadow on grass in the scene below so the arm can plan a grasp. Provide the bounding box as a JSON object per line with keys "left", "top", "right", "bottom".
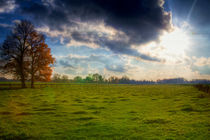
{"left": 144, "top": 119, "right": 169, "bottom": 124}
{"left": 71, "top": 116, "right": 95, "bottom": 121}
{"left": 0, "top": 133, "right": 34, "bottom": 140}
{"left": 181, "top": 105, "right": 210, "bottom": 112}
{"left": 0, "top": 111, "right": 11, "bottom": 115}
{"left": 72, "top": 111, "right": 87, "bottom": 114}
{"left": 0, "top": 87, "right": 23, "bottom": 91}
{"left": 87, "top": 105, "right": 105, "bottom": 110}
{"left": 16, "top": 112, "right": 34, "bottom": 116}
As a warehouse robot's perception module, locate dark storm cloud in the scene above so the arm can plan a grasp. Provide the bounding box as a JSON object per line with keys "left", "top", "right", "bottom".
{"left": 16, "top": 1, "right": 76, "bottom": 31}
{"left": 70, "top": 31, "right": 160, "bottom": 61}
{"left": 15, "top": 0, "right": 171, "bottom": 61}
{"left": 0, "top": 0, "right": 16, "bottom": 13}
{"left": 0, "top": 0, "right": 8, "bottom": 9}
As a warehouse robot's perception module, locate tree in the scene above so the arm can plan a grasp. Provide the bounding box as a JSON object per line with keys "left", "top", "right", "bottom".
{"left": 0, "top": 20, "right": 35, "bottom": 88}
{"left": 74, "top": 76, "right": 83, "bottom": 83}
{"left": 0, "top": 20, "right": 55, "bottom": 88}
{"left": 85, "top": 74, "right": 93, "bottom": 83}
{"left": 28, "top": 32, "right": 55, "bottom": 88}
{"left": 61, "top": 75, "right": 69, "bottom": 82}
{"left": 119, "top": 76, "right": 130, "bottom": 84}
{"left": 108, "top": 76, "right": 119, "bottom": 84}
{"left": 92, "top": 73, "right": 103, "bottom": 83}
{"left": 52, "top": 73, "right": 61, "bottom": 82}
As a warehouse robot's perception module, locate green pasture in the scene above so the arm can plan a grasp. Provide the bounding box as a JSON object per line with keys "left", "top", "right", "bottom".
{"left": 0, "top": 84, "right": 209, "bottom": 139}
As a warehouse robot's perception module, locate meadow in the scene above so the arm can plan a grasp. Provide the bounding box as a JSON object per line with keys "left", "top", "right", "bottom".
{"left": 0, "top": 84, "right": 209, "bottom": 139}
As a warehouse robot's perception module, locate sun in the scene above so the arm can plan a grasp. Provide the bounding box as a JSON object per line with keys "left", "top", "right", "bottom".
{"left": 160, "top": 27, "right": 190, "bottom": 56}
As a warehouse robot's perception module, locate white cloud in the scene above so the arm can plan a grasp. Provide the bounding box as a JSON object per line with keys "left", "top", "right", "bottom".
{"left": 193, "top": 57, "right": 210, "bottom": 66}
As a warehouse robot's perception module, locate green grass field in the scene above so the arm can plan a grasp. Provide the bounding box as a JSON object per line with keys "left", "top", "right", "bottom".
{"left": 0, "top": 84, "right": 209, "bottom": 139}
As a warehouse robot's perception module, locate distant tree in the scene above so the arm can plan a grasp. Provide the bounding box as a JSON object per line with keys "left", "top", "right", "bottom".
{"left": 108, "top": 76, "right": 119, "bottom": 84}
{"left": 92, "top": 73, "right": 103, "bottom": 83}
{"left": 28, "top": 32, "right": 55, "bottom": 87}
{"left": 52, "top": 73, "right": 61, "bottom": 82}
{"left": 74, "top": 76, "right": 83, "bottom": 83}
{"left": 85, "top": 74, "right": 93, "bottom": 83}
{"left": 61, "top": 75, "right": 69, "bottom": 82}
{"left": 119, "top": 76, "right": 130, "bottom": 84}
{"left": 0, "top": 20, "right": 35, "bottom": 88}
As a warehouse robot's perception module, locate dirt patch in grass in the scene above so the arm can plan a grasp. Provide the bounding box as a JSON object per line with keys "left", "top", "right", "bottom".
{"left": 144, "top": 119, "right": 169, "bottom": 124}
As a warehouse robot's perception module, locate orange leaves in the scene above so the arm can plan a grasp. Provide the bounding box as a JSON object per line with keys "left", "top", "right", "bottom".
{"left": 28, "top": 32, "right": 55, "bottom": 83}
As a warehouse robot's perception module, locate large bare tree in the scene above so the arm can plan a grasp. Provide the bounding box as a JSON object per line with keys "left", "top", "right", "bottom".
{"left": 0, "top": 20, "right": 35, "bottom": 88}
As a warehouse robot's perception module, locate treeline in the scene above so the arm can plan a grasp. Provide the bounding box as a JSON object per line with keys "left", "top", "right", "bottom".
{"left": 50, "top": 74, "right": 210, "bottom": 84}
{"left": 1, "top": 74, "right": 210, "bottom": 84}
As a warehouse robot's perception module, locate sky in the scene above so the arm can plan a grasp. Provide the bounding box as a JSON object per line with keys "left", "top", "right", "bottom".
{"left": 0, "top": 0, "right": 210, "bottom": 80}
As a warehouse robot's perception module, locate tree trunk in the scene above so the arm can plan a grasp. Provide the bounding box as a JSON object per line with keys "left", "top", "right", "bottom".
{"left": 31, "top": 74, "right": 34, "bottom": 88}
{"left": 31, "top": 57, "right": 35, "bottom": 88}
{"left": 21, "top": 74, "right": 26, "bottom": 88}
{"left": 20, "top": 58, "right": 26, "bottom": 88}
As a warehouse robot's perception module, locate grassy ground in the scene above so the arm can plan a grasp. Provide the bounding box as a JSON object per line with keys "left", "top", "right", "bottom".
{"left": 0, "top": 84, "right": 209, "bottom": 139}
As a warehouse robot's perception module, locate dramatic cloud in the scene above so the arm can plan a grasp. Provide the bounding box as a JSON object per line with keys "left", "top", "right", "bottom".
{"left": 15, "top": 0, "right": 172, "bottom": 61}
{"left": 1, "top": 0, "right": 210, "bottom": 80}
{"left": 57, "top": 54, "right": 127, "bottom": 74}
{"left": 0, "top": 0, "right": 16, "bottom": 13}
